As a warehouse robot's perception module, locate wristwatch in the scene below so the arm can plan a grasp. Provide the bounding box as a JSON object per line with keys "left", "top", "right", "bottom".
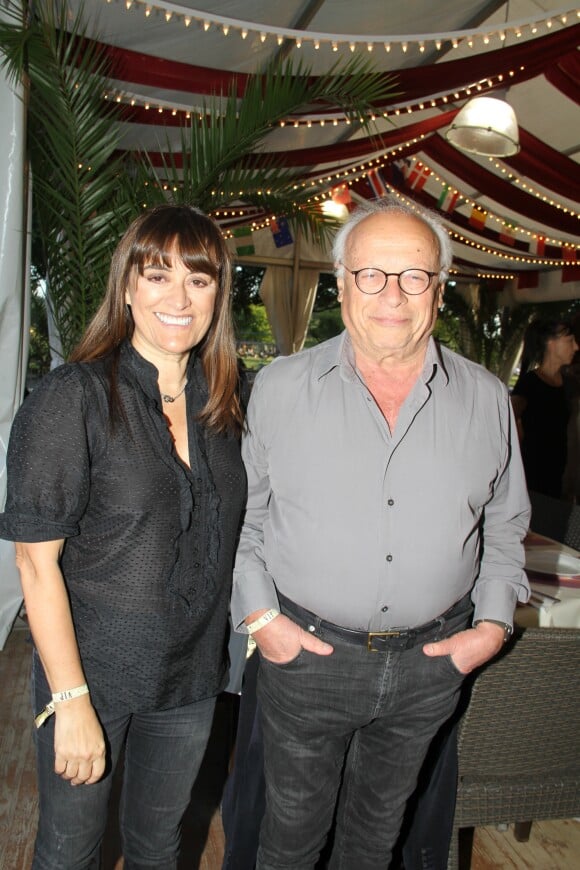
{"left": 473, "top": 619, "right": 513, "bottom": 643}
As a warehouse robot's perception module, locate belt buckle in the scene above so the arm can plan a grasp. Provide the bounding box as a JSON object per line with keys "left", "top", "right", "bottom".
{"left": 367, "top": 630, "right": 401, "bottom": 652}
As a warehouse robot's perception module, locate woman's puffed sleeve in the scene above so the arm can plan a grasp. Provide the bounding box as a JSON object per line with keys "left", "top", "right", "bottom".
{"left": 0, "top": 366, "right": 92, "bottom": 542}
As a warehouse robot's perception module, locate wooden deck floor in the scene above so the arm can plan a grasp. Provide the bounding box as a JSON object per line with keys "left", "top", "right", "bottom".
{"left": 1, "top": 625, "right": 579, "bottom": 869}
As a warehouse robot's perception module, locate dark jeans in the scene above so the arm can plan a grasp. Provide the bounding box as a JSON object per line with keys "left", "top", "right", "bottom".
{"left": 255, "top": 599, "right": 470, "bottom": 870}
{"left": 31, "top": 652, "right": 216, "bottom": 870}
{"left": 221, "top": 652, "right": 266, "bottom": 870}
{"left": 222, "top": 656, "right": 460, "bottom": 870}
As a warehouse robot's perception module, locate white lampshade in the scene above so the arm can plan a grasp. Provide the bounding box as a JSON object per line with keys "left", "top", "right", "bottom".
{"left": 445, "top": 95, "right": 520, "bottom": 157}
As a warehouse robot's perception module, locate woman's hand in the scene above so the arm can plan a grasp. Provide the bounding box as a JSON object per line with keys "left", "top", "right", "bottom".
{"left": 15, "top": 541, "right": 106, "bottom": 785}
{"left": 54, "top": 697, "right": 106, "bottom": 785}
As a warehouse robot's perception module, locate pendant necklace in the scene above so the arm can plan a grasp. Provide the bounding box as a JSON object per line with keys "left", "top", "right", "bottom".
{"left": 161, "top": 382, "right": 187, "bottom": 403}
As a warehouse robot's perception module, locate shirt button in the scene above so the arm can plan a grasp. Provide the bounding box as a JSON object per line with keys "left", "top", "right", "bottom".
{"left": 386, "top": 554, "right": 393, "bottom": 562}
{"left": 381, "top": 605, "right": 389, "bottom": 613}
{"left": 387, "top": 498, "right": 394, "bottom": 506}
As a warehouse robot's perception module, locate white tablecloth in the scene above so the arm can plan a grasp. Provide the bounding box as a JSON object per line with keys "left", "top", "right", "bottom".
{"left": 516, "top": 533, "right": 580, "bottom": 629}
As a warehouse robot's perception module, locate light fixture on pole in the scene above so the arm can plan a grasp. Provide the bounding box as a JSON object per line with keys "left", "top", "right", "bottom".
{"left": 445, "top": 91, "right": 520, "bottom": 157}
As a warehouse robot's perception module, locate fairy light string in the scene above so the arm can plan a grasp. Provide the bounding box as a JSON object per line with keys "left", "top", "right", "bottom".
{"left": 103, "top": 1, "right": 580, "bottom": 53}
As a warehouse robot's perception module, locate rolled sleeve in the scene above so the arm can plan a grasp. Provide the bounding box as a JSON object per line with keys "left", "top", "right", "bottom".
{"left": 472, "top": 395, "right": 531, "bottom": 627}
{"left": 0, "top": 367, "right": 91, "bottom": 543}
{"left": 231, "top": 374, "right": 279, "bottom": 631}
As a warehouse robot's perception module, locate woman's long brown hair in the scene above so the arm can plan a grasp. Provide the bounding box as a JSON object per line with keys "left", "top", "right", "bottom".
{"left": 70, "top": 204, "right": 243, "bottom": 435}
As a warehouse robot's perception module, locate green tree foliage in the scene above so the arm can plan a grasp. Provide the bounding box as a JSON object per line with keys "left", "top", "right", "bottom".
{"left": 437, "top": 283, "right": 580, "bottom": 383}
{"left": 0, "top": 1, "right": 145, "bottom": 359}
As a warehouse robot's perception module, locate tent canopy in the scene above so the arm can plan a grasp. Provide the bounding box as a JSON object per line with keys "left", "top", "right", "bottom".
{"left": 65, "top": 0, "right": 580, "bottom": 284}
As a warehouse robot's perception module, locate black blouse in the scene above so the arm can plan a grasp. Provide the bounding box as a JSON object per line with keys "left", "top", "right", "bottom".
{"left": 0, "top": 342, "right": 246, "bottom": 712}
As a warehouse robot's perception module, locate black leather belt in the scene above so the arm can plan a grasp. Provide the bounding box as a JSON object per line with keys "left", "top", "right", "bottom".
{"left": 277, "top": 592, "right": 471, "bottom": 652}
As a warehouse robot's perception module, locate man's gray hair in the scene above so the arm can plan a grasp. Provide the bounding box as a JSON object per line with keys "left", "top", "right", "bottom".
{"left": 332, "top": 195, "right": 453, "bottom": 284}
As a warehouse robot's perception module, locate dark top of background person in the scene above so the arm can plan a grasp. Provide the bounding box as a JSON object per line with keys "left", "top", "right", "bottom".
{"left": 512, "top": 318, "right": 577, "bottom": 498}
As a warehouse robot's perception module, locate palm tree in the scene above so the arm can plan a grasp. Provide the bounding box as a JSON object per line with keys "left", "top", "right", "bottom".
{"left": 0, "top": 0, "right": 396, "bottom": 359}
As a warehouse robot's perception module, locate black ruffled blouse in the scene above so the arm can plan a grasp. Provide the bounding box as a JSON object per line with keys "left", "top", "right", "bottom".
{"left": 0, "top": 341, "right": 246, "bottom": 712}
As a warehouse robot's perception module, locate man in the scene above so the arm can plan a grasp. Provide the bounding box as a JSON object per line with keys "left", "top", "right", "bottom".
{"left": 231, "top": 196, "right": 530, "bottom": 869}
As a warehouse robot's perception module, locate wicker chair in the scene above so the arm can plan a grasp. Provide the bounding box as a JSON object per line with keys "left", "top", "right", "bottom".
{"left": 448, "top": 627, "right": 580, "bottom": 870}
{"left": 528, "top": 490, "right": 580, "bottom": 549}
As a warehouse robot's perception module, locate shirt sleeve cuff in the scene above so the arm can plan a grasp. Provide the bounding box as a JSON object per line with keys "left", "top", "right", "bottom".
{"left": 0, "top": 514, "right": 79, "bottom": 542}
{"left": 471, "top": 577, "right": 527, "bottom": 628}
{"left": 231, "top": 569, "right": 279, "bottom": 632}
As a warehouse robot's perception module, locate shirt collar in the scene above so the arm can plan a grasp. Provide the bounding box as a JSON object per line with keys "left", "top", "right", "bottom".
{"left": 313, "top": 332, "right": 348, "bottom": 380}
{"left": 423, "top": 337, "right": 450, "bottom": 386}
{"left": 314, "top": 332, "right": 449, "bottom": 386}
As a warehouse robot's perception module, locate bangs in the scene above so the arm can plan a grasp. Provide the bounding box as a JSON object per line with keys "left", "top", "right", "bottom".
{"left": 129, "top": 209, "right": 224, "bottom": 281}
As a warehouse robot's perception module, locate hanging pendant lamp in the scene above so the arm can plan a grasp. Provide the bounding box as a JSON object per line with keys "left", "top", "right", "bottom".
{"left": 445, "top": 93, "right": 520, "bottom": 157}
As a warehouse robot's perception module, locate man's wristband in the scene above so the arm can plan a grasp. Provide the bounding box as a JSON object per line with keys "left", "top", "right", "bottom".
{"left": 246, "top": 609, "right": 280, "bottom": 634}
{"left": 34, "top": 683, "right": 90, "bottom": 729}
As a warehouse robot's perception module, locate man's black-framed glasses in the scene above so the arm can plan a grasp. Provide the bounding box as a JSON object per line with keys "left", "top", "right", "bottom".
{"left": 342, "top": 265, "right": 438, "bottom": 296}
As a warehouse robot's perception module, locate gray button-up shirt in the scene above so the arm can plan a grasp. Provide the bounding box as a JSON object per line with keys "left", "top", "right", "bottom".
{"left": 232, "top": 332, "right": 530, "bottom": 632}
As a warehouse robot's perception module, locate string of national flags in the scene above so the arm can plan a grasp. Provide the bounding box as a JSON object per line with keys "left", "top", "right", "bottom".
{"left": 232, "top": 216, "right": 294, "bottom": 256}
{"left": 367, "top": 162, "right": 578, "bottom": 282}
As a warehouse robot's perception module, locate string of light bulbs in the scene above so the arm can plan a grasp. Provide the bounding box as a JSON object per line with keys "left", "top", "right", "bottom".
{"left": 477, "top": 271, "right": 520, "bottom": 281}
{"left": 376, "top": 183, "right": 579, "bottom": 267}
{"left": 447, "top": 227, "right": 578, "bottom": 266}
{"left": 407, "top": 157, "right": 580, "bottom": 245}
{"left": 488, "top": 157, "right": 580, "bottom": 216}
{"left": 102, "top": 0, "right": 580, "bottom": 52}
{"left": 103, "top": 66, "right": 523, "bottom": 125}
{"left": 297, "top": 150, "right": 580, "bottom": 255}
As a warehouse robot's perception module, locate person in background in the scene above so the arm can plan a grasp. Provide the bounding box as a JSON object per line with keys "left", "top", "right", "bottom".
{"left": 0, "top": 204, "right": 246, "bottom": 869}
{"left": 230, "top": 196, "right": 530, "bottom": 869}
{"left": 562, "top": 313, "right": 580, "bottom": 503}
{"left": 511, "top": 318, "right": 578, "bottom": 498}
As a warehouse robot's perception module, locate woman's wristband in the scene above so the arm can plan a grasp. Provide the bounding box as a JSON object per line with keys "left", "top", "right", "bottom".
{"left": 34, "top": 683, "right": 90, "bottom": 729}
{"left": 246, "top": 609, "right": 280, "bottom": 634}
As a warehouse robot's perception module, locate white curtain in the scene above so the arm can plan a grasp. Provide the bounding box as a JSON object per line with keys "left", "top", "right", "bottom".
{"left": 0, "top": 55, "right": 29, "bottom": 648}
{"left": 260, "top": 266, "right": 320, "bottom": 355}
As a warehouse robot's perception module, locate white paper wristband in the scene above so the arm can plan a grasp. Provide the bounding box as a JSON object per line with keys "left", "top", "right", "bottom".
{"left": 246, "top": 608, "right": 280, "bottom": 634}
{"left": 52, "top": 684, "right": 90, "bottom": 703}
{"left": 35, "top": 684, "right": 90, "bottom": 729}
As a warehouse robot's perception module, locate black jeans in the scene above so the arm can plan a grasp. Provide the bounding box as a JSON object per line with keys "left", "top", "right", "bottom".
{"left": 255, "top": 599, "right": 470, "bottom": 869}
{"left": 222, "top": 658, "right": 462, "bottom": 870}
{"left": 32, "top": 652, "right": 216, "bottom": 869}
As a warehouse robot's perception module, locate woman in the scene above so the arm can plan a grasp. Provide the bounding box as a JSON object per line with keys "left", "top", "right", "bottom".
{"left": 511, "top": 318, "right": 578, "bottom": 498}
{"left": 0, "top": 204, "right": 246, "bottom": 868}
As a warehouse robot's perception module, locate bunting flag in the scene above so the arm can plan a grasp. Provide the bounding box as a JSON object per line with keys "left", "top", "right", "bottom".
{"left": 232, "top": 225, "right": 255, "bottom": 256}
{"left": 331, "top": 184, "right": 352, "bottom": 206}
{"left": 499, "top": 222, "right": 516, "bottom": 246}
{"left": 270, "top": 216, "right": 293, "bottom": 248}
{"left": 406, "top": 162, "right": 431, "bottom": 191}
{"left": 468, "top": 207, "right": 487, "bottom": 231}
{"left": 529, "top": 236, "right": 546, "bottom": 257}
{"left": 391, "top": 158, "right": 411, "bottom": 187}
{"left": 367, "top": 168, "right": 388, "bottom": 198}
{"left": 562, "top": 247, "right": 578, "bottom": 283}
{"left": 437, "top": 184, "right": 459, "bottom": 214}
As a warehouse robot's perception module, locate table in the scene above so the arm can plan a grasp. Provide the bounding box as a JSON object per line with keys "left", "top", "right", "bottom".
{"left": 516, "top": 532, "right": 580, "bottom": 629}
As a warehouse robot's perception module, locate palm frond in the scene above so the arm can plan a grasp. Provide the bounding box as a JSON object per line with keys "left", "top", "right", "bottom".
{"left": 0, "top": 0, "right": 141, "bottom": 356}
{"left": 144, "top": 54, "right": 398, "bottom": 241}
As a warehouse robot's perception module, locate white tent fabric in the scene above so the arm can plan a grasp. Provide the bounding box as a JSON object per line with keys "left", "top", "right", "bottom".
{"left": 0, "top": 59, "right": 29, "bottom": 649}
{"left": 259, "top": 265, "right": 319, "bottom": 355}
